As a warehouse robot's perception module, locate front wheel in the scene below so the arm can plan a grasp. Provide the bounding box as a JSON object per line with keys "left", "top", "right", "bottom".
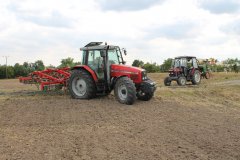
{"left": 114, "top": 77, "right": 136, "bottom": 105}
{"left": 177, "top": 76, "right": 186, "bottom": 86}
{"left": 136, "top": 81, "right": 155, "bottom": 101}
{"left": 137, "top": 91, "right": 153, "bottom": 101}
{"left": 164, "top": 77, "right": 171, "bottom": 86}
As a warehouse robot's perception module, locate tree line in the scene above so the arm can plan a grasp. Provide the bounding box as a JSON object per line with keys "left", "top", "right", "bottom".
{"left": 0, "top": 57, "right": 80, "bottom": 79}
{"left": 132, "top": 58, "right": 172, "bottom": 73}
{"left": 0, "top": 57, "right": 239, "bottom": 79}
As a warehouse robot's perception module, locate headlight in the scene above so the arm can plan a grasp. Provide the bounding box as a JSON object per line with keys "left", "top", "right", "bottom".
{"left": 142, "top": 71, "right": 148, "bottom": 80}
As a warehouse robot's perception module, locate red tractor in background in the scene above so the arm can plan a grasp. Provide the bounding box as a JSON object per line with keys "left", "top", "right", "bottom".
{"left": 68, "top": 42, "right": 156, "bottom": 105}
{"left": 164, "top": 56, "right": 201, "bottom": 86}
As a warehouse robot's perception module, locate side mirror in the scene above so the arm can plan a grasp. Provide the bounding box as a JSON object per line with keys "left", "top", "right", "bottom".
{"left": 100, "top": 50, "right": 106, "bottom": 57}
{"left": 122, "top": 48, "right": 127, "bottom": 55}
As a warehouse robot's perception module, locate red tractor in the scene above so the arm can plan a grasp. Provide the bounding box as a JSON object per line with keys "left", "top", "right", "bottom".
{"left": 164, "top": 56, "right": 201, "bottom": 86}
{"left": 68, "top": 42, "right": 156, "bottom": 105}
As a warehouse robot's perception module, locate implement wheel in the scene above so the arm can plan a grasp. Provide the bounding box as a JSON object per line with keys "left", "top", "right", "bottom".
{"left": 205, "top": 72, "right": 210, "bottom": 79}
{"left": 114, "top": 77, "right": 136, "bottom": 105}
{"left": 68, "top": 69, "right": 96, "bottom": 99}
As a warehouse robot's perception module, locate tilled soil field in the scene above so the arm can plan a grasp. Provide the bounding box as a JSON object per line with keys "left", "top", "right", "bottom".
{"left": 0, "top": 73, "right": 240, "bottom": 160}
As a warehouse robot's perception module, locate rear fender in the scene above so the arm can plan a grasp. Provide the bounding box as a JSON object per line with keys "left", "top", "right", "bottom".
{"left": 72, "top": 65, "right": 98, "bottom": 82}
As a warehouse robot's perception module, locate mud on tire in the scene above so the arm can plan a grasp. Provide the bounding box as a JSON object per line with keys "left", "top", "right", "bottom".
{"left": 114, "top": 77, "right": 136, "bottom": 105}
{"left": 68, "top": 69, "right": 96, "bottom": 99}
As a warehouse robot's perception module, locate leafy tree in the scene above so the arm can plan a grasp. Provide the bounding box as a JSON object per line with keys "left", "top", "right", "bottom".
{"left": 14, "top": 63, "right": 28, "bottom": 77}
{"left": 7, "top": 66, "right": 15, "bottom": 78}
{"left": 34, "top": 60, "right": 45, "bottom": 71}
{"left": 22, "top": 62, "right": 34, "bottom": 75}
{"left": 143, "top": 62, "right": 160, "bottom": 73}
{"left": 209, "top": 64, "right": 224, "bottom": 72}
{"left": 23, "top": 62, "right": 29, "bottom": 68}
{"left": 74, "top": 61, "right": 81, "bottom": 65}
{"left": 0, "top": 66, "right": 6, "bottom": 79}
{"left": 132, "top": 59, "right": 144, "bottom": 67}
{"left": 59, "top": 57, "right": 75, "bottom": 68}
{"left": 223, "top": 58, "right": 240, "bottom": 69}
{"left": 0, "top": 65, "right": 14, "bottom": 78}
{"left": 46, "top": 64, "right": 56, "bottom": 68}
{"left": 225, "top": 58, "right": 239, "bottom": 64}
{"left": 160, "top": 58, "right": 172, "bottom": 72}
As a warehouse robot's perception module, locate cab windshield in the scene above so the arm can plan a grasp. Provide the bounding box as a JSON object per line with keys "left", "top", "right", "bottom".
{"left": 108, "top": 48, "right": 123, "bottom": 65}
{"left": 172, "top": 58, "right": 187, "bottom": 67}
{"left": 172, "top": 58, "right": 181, "bottom": 67}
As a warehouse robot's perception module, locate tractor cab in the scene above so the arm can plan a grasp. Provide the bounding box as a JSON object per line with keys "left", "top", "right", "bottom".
{"left": 80, "top": 42, "right": 125, "bottom": 80}
{"left": 164, "top": 56, "right": 201, "bottom": 86}
{"left": 171, "top": 56, "right": 199, "bottom": 76}
{"left": 69, "top": 42, "right": 156, "bottom": 105}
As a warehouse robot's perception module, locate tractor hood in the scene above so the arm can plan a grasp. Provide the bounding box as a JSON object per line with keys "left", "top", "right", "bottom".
{"left": 111, "top": 64, "right": 144, "bottom": 74}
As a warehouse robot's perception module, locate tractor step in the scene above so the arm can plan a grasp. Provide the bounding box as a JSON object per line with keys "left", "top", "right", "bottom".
{"left": 96, "top": 82, "right": 106, "bottom": 92}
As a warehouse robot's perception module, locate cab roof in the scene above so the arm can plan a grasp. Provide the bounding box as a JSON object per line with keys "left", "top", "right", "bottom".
{"left": 175, "top": 56, "right": 196, "bottom": 59}
{"left": 80, "top": 42, "right": 118, "bottom": 51}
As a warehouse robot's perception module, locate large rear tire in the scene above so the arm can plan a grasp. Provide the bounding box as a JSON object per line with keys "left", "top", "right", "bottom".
{"left": 164, "top": 77, "right": 171, "bottom": 86}
{"left": 68, "top": 69, "right": 96, "bottom": 99}
{"left": 114, "top": 77, "right": 136, "bottom": 105}
{"left": 192, "top": 70, "right": 201, "bottom": 85}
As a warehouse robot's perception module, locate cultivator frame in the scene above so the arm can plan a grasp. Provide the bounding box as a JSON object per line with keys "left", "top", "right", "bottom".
{"left": 19, "top": 67, "right": 71, "bottom": 91}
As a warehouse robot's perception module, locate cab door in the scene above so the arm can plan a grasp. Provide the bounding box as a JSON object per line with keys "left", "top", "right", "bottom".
{"left": 87, "top": 50, "right": 104, "bottom": 80}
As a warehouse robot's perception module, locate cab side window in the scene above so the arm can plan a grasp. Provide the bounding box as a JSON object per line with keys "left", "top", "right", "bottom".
{"left": 88, "top": 50, "right": 104, "bottom": 79}
{"left": 192, "top": 58, "right": 198, "bottom": 68}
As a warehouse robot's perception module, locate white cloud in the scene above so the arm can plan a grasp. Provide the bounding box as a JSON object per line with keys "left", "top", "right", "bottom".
{"left": 199, "top": 0, "right": 240, "bottom": 14}
{"left": 0, "top": 0, "right": 240, "bottom": 67}
{"left": 97, "top": 0, "right": 165, "bottom": 11}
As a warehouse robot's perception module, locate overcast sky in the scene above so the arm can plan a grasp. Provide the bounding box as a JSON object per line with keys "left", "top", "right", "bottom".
{"left": 0, "top": 0, "right": 240, "bottom": 66}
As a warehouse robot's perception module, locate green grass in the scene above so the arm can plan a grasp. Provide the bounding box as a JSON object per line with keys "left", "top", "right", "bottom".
{"left": 150, "top": 72, "right": 240, "bottom": 108}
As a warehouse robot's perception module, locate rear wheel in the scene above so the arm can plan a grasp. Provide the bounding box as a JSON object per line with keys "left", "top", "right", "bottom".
{"left": 177, "top": 76, "right": 186, "bottom": 86}
{"left": 68, "top": 69, "right": 96, "bottom": 99}
{"left": 114, "top": 77, "right": 136, "bottom": 105}
{"left": 164, "top": 77, "right": 171, "bottom": 86}
{"left": 192, "top": 70, "right": 201, "bottom": 85}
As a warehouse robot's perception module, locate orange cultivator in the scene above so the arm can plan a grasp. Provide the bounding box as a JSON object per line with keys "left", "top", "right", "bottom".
{"left": 19, "top": 67, "right": 71, "bottom": 91}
